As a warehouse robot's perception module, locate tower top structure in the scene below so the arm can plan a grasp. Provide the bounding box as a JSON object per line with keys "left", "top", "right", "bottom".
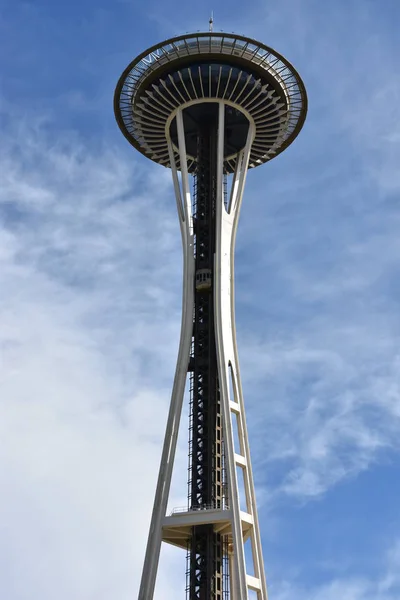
{"left": 114, "top": 31, "right": 307, "bottom": 174}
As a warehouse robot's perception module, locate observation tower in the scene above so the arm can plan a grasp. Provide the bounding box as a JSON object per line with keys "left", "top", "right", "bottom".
{"left": 114, "top": 30, "right": 307, "bottom": 600}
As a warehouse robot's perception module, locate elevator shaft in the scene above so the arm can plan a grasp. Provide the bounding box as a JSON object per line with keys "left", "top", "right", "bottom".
{"left": 188, "top": 111, "right": 224, "bottom": 599}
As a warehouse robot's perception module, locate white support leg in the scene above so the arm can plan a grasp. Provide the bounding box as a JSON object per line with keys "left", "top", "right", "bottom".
{"left": 137, "top": 114, "right": 195, "bottom": 600}
{"left": 214, "top": 102, "right": 268, "bottom": 599}
{"left": 229, "top": 121, "right": 268, "bottom": 600}
{"left": 229, "top": 552, "right": 239, "bottom": 600}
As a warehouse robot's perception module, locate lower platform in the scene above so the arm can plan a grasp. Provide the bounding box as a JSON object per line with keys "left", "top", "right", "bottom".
{"left": 162, "top": 506, "right": 253, "bottom": 551}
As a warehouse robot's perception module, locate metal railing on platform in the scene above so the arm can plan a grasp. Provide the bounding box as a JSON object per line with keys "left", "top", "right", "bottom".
{"left": 170, "top": 502, "right": 230, "bottom": 516}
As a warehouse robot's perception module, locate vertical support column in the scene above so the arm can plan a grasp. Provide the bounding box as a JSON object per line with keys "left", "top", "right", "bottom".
{"left": 214, "top": 102, "right": 268, "bottom": 599}
{"left": 138, "top": 109, "right": 195, "bottom": 600}
{"left": 213, "top": 101, "right": 247, "bottom": 598}
{"left": 229, "top": 115, "right": 268, "bottom": 600}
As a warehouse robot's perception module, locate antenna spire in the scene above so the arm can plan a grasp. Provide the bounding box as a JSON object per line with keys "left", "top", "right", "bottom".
{"left": 209, "top": 11, "right": 214, "bottom": 32}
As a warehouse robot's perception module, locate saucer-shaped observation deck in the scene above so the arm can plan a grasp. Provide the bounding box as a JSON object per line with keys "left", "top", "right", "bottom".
{"left": 114, "top": 32, "right": 307, "bottom": 173}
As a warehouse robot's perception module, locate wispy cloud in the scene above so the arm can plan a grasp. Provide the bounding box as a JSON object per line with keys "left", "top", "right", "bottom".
{"left": 272, "top": 537, "right": 400, "bottom": 600}
{"left": 0, "top": 113, "right": 188, "bottom": 598}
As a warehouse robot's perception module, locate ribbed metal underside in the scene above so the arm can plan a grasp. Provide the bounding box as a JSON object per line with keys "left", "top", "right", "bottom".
{"left": 134, "top": 63, "right": 286, "bottom": 173}
{"left": 114, "top": 32, "right": 307, "bottom": 173}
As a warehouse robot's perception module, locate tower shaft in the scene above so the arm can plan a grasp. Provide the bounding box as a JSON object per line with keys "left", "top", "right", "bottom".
{"left": 135, "top": 103, "right": 268, "bottom": 599}
{"left": 114, "top": 30, "right": 307, "bottom": 600}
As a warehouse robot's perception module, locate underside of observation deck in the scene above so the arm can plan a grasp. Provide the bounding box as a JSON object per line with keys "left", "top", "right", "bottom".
{"left": 114, "top": 32, "right": 307, "bottom": 173}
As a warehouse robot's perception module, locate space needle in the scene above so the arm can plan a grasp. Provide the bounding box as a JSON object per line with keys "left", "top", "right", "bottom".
{"left": 114, "top": 20, "right": 307, "bottom": 600}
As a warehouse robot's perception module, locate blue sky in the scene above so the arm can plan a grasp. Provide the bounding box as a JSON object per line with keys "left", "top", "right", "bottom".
{"left": 1, "top": 0, "right": 400, "bottom": 598}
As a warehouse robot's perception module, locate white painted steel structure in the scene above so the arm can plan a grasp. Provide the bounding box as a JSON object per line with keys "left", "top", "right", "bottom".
{"left": 137, "top": 101, "right": 266, "bottom": 599}
{"left": 114, "top": 31, "right": 307, "bottom": 600}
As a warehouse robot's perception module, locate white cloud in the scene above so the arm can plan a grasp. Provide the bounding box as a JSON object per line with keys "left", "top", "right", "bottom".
{"left": 272, "top": 537, "right": 400, "bottom": 600}
{"left": 0, "top": 116, "right": 188, "bottom": 598}
{"left": 239, "top": 310, "right": 400, "bottom": 499}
